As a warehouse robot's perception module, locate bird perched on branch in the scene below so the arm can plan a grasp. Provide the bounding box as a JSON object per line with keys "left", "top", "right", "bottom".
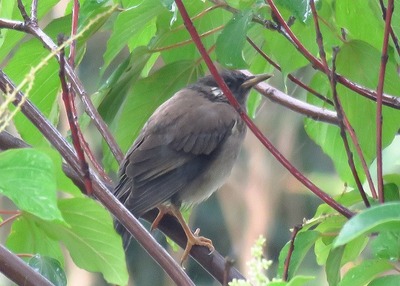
{"left": 114, "top": 69, "right": 270, "bottom": 264}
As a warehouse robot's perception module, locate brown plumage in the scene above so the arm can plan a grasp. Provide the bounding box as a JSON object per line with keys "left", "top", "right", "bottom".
{"left": 114, "top": 70, "right": 270, "bottom": 263}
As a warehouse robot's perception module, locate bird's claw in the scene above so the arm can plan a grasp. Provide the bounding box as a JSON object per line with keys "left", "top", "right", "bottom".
{"left": 180, "top": 228, "right": 214, "bottom": 266}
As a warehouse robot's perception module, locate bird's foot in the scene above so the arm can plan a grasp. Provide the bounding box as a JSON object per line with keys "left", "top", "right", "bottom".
{"left": 180, "top": 228, "right": 214, "bottom": 266}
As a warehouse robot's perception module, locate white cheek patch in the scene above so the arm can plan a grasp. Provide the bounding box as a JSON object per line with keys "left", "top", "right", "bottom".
{"left": 210, "top": 87, "right": 223, "bottom": 98}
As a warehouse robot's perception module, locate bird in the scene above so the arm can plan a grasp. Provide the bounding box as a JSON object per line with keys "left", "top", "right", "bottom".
{"left": 114, "top": 69, "right": 270, "bottom": 264}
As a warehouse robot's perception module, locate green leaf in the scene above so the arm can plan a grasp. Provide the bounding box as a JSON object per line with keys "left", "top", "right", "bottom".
{"left": 371, "top": 231, "right": 400, "bottom": 260}
{"left": 278, "top": 230, "right": 319, "bottom": 279}
{"left": 43, "top": 198, "right": 128, "bottom": 285}
{"left": 335, "top": 0, "right": 383, "bottom": 51}
{"left": 102, "top": 0, "right": 165, "bottom": 72}
{"left": 305, "top": 40, "right": 400, "bottom": 186}
{"left": 334, "top": 203, "right": 400, "bottom": 247}
{"left": 216, "top": 10, "right": 253, "bottom": 68}
{"left": 338, "top": 259, "right": 394, "bottom": 286}
{"left": 275, "top": 0, "right": 312, "bottom": 23}
{"left": 326, "top": 246, "right": 344, "bottom": 286}
{"left": 287, "top": 275, "right": 315, "bottom": 286}
{"left": 39, "top": 148, "right": 81, "bottom": 196}
{"left": 369, "top": 275, "right": 400, "bottom": 286}
{"left": 7, "top": 216, "right": 63, "bottom": 265}
{"left": 28, "top": 255, "right": 67, "bottom": 286}
{"left": 0, "top": 149, "right": 63, "bottom": 222}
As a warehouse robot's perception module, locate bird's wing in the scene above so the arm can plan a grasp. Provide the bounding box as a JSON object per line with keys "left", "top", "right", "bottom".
{"left": 114, "top": 89, "right": 240, "bottom": 216}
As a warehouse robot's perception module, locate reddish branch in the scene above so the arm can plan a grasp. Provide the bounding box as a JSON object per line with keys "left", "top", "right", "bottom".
{"left": 283, "top": 225, "right": 302, "bottom": 281}
{"left": 58, "top": 35, "right": 93, "bottom": 196}
{"left": 309, "top": 0, "right": 372, "bottom": 205}
{"left": 264, "top": 0, "right": 400, "bottom": 109}
{"left": 69, "top": 0, "right": 80, "bottom": 67}
{"left": 174, "top": 0, "right": 354, "bottom": 219}
{"left": 376, "top": 0, "right": 394, "bottom": 202}
{"left": 8, "top": 1, "right": 124, "bottom": 164}
{"left": 378, "top": 0, "right": 400, "bottom": 57}
{"left": 246, "top": 37, "right": 334, "bottom": 106}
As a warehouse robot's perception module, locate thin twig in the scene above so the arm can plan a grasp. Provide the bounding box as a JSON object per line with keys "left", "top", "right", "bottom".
{"left": 309, "top": 0, "right": 371, "bottom": 206}
{"left": 0, "top": 213, "right": 21, "bottom": 228}
{"left": 8, "top": 5, "right": 125, "bottom": 163}
{"left": 378, "top": 0, "right": 400, "bottom": 57}
{"left": 58, "top": 35, "right": 93, "bottom": 196}
{"left": 246, "top": 36, "right": 333, "bottom": 106}
{"left": 376, "top": 0, "right": 394, "bottom": 202}
{"left": 330, "top": 48, "right": 371, "bottom": 206}
{"left": 17, "top": 0, "right": 29, "bottom": 23}
{"left": 69, "top": 0, "right": 80, "bottom": 67}
{"left": 174, "top": 0, "right": 353, "bottom": 219}
{"left": 30, "top": 0, "right": 38, "bottom": 23}
{"left": 263, "top": 0, "right": 400, "bottom": 109}
{"left": 283, "top": 225, "right": 302, "bottom": 281}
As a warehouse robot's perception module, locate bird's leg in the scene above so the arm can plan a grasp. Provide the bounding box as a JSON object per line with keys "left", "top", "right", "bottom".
{"left": 150, "top": 205, "right": 169, "bottom": 231}
{"left": 169, "top": 206, "right": 215, "bottom": 265}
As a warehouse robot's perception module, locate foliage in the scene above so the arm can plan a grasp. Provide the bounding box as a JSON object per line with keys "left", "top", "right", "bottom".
{"left": 0, "top": 0, "right": 400, "bottom": 285}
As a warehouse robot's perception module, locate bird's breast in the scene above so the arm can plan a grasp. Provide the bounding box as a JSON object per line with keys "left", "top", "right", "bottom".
{"left": 178, "top": 119, "right": 246, "bottom": 205}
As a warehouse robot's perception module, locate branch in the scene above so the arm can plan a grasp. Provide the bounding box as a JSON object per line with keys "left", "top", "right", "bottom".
{"left": 376, "top": 0, "right": 394, "bottom": 202}
{"left": 262, "top": 0, "right": 400, "bottom": 109}
{"left": 58, "top": 35, "right": 93, "bottom": 196}
{"left": 242, "top": 71, "right": 339, "bottom": 125}
{"left": 174, "top": 0, "right": 354, "bottom": 219}
{"left": 309, "top": 0, "right": 372, "bottom": 205}
{"left": 8, "top": 2, "right": 124, "bottom": 163}
{"left": 0, "top": 244, "right": 53, "bottom": 286}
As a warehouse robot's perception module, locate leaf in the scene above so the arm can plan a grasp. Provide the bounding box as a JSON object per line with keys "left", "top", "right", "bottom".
{"left": 277, "top": 230, "right": 319, "bottom": 279}
{"left": 0, "top": 149, "right": 63, "bottom": 222}
{"left": 287, "top": 275, "right": 315, "bottom": 286}
{"left": 371, "top": 231, "right": 400, "bottom": 260}
{"left": 216, "top": 10, "right": 253, "bottom": 68}
{"left": 338, "top": 259, "right": 394, "bottom": 286}
{"left": 369, "top": 275, "right": 400, "bottom": 286}
{"left": 42, "top": 198, "right": 128, "bottom": 285}
{"left": 334, "top": 203, "right": 400, "bottom": 247}
{"left": 326, "top": 246, "right": 344, "bottom": 286}
{"left": 28, "top": 255, "right": 67, "bottom": 286}
{"left": 335, "top": 0, "right": 383, "bottom": 51}
{"left": 102, "top": 0, "right": 165, "bottom": 72}
{"left": 275, "top": 0, "right": 312, "bottom": 23}
{"left": 7, "top": 216, "right": 63, "bottom": 265}
{"left": 305, "top": 40, "right": 400, "bottom": 186}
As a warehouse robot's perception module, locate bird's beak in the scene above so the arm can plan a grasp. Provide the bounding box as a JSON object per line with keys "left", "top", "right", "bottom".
{"left": 241, "top": 73, "right": 272, "bottom": 89}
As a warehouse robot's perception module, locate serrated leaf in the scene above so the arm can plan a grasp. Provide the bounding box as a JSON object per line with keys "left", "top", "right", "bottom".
{"left": 334, "top": 203, "right": 400, "bottom": 247}
{"left": 42, "top": 198, "right": 128, "bottom": 285}
{"left": 278, "top": 230, "right": 319, "bottom": 279}
{"left": 338, "top": 259, "right": 393, "bottom": 286}
{"left": 28, "top": 255, "right": 67, "bottom": 286}
{"left": 216, "top": 10, "right": 253, "bottom": 68}
{"left": 0, "top": 149, "right": 63, "bottom": 222}
{"left": 7, "top": 216, "right": 63, "bottom": 265}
